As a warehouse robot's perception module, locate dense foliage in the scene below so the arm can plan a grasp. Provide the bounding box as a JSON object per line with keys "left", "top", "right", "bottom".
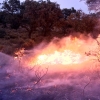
{"left": 0, "top": 0, "right": 99, "bottom": 54}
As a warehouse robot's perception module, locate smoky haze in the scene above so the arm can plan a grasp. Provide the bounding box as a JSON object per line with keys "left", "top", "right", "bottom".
{"left": 0, "top": 34, "right": 100, "bottom": 100}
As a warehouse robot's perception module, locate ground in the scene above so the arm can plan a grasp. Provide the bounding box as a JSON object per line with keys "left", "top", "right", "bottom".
{"left": 0, "top": 52, "right": 100, "bottom": 100}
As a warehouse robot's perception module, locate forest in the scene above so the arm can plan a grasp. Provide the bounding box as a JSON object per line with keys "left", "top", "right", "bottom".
{"left": 0, "top": 0, "right": 100, "bottom": 55}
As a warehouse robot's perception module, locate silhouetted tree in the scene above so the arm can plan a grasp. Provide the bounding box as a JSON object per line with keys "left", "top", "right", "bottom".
{"left": 0, "top": 11, "right": 8, "bottom": 27}
{"left": 21, "top": 0, "right": 40, "bottom": 38}
{"left": 62, "top": 7, "right": 76, "bottom": 19}
{"left": 1, "top": 0, "right": 22, "bottom": 30}
{"left": 10, "top": 13, "right": 22, "bottom": 30}
{"left": 20, "top": 0, "right": 63, "bottom": 38}
{"left": 81, "top": 0, "right": 100, "bottom": 12}
{"left": 59, "top": 7, "right": 76, "bottom": 34}
{"left": 2, "top": 0, "right": 20, "bottom": 14}
{"left": 38, "top": 0, "right": 63, "bottom": 36}
{"left": 67, "top": 10, "right": 98, "bottom": 36}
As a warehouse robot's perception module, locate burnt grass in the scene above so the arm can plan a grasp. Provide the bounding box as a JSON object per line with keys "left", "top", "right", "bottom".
{"left": 0, "top": 49, "right": 100, "bottom": 100}
{"left": 0, "top": 66, "right": 100, "bottom": 100}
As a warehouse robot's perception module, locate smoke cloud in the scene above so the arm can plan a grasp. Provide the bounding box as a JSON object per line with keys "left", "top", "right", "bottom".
{"left": 0, "top": 33, "right": 100, "bottom": 100}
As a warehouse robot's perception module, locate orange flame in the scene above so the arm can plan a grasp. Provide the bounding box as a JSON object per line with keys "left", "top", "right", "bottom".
{"left": 26, "top": 36, "right": 97, "bottom": 67}
{"left": 17, "top": 35, "right": 100, "bottom": 73}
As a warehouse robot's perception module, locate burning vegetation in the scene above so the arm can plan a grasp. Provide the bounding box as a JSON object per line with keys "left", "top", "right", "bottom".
{"left": 0, "top": 34, "right": 100, "bottom": 100}
{"left": 0, "top": 0, "right": 100, "bottom": 100}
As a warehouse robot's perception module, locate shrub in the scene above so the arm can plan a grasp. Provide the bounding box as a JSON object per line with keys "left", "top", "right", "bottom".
{"left": 22, "top": 39, "right": 35, "bottom": 49}
{"left": 9, "top": 38, "right": 25, "bottom": 45}
{"left": 8, "top": 33, "right": 18, "bottom": 39}
{"left": 4, "top": 35, "right": 10, "bottom": 39}
{"left": 2, "top": 46, "right": 15, "bottom": 55}
{"left": 9, "top": 39, "right": 19, "bottom": 44}
{"left": 0, "top": 45, "right": 3, "bottom": 51}
{"left": 0, "top": 29, "right": 6, "bottom": 38}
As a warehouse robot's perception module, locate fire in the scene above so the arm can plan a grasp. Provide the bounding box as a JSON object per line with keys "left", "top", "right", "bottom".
{"left": 15, "top": 35, "right": 99, "bottom": 72}
{"left": 25, "top": 36, "right": 96, "bottom": 67}
{"left": 37, "top": 50, "right": 82, "bottom": 65}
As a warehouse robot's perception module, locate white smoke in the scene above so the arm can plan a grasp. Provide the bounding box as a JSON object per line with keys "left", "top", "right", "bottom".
{"left": 0, "top": 34, "right": 100, "bottom": 100}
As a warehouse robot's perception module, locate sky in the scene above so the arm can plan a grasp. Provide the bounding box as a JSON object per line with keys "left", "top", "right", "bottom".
{"left": 0, "top": 0, "right": 89, "bottom": 13}
{"left": 47, "top": 0, "right": 89, "bottom": 13}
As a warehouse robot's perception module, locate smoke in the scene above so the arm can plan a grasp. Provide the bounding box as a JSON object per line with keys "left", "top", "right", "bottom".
{"left": 23, "top": 33, "right": 98, "bottom": 71}
{"left": 0, "top": 33, "right": 100, "bottom": 100}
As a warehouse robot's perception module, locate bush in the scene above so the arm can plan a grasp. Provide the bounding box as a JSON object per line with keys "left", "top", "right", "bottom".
{"left": 0, "top": 29, "right": 6, "bottom": 38}
{"left": 9, "top": 39, "right": 19, "bottom": 44}
{"left": 22, "top": 39, "right": 35, "bottom": 49}
{"left": 4, "top": 35, "right": 10, "bottom": 39}
{"left": 2, "top": 46, "right": 15, "bottom": 55}
{"left": 9, "top": 38, "right": 25, "bottom": 45}
{"left": 0, "top": 45, "right": 3, "bottom": 51}
{"left": 8, "top": 33, "right": 18, "bottom": 39}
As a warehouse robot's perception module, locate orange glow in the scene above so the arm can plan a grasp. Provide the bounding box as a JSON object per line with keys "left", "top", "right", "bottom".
{"left": 19, "top": 35, "right": 99, "bottom": 72}
{"left": 36, "top": 50, "right": 82, "bottom": 65}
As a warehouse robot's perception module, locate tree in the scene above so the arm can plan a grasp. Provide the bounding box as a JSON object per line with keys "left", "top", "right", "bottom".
{"left": 81, "top": 0, "right": 100, "bottom": 12}
{"left": 0, "top": 11, "right": 8, "bottom": 27}
{"left": 21, "top": 0, "right": 63, "bottom": 38}
{"left": 62, "top": 7, "right": 76, "bottom": 19}
{"left": 38, "top": 0, "right": 63, "bottom": 36}
{"left": 10, "top": 13, "right": 22, "bottom": 30}
{"left": 67, "top": 10, "right": 98, "bottom": 37}
{"left": 21, "top": 0, "right": 40, "bottom": 38}
{"left": 59, "top": 7, "right": 76, "bottom": 34}
{"left": 1, "top": 0, "right": 22, "bottom": 29}
{"left": 2, "top": 0, "right": 20, "bottom": 14}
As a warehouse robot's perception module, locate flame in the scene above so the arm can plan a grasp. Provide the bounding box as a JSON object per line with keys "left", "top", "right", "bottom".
{"left": 18, "top": 35, "right": 99, "bottom": 72}
{"left": 37, "top": 50, "right": 83, "bottom": 65}
{"left": 26, "top": 36, "right": 96, "bottom": 67}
